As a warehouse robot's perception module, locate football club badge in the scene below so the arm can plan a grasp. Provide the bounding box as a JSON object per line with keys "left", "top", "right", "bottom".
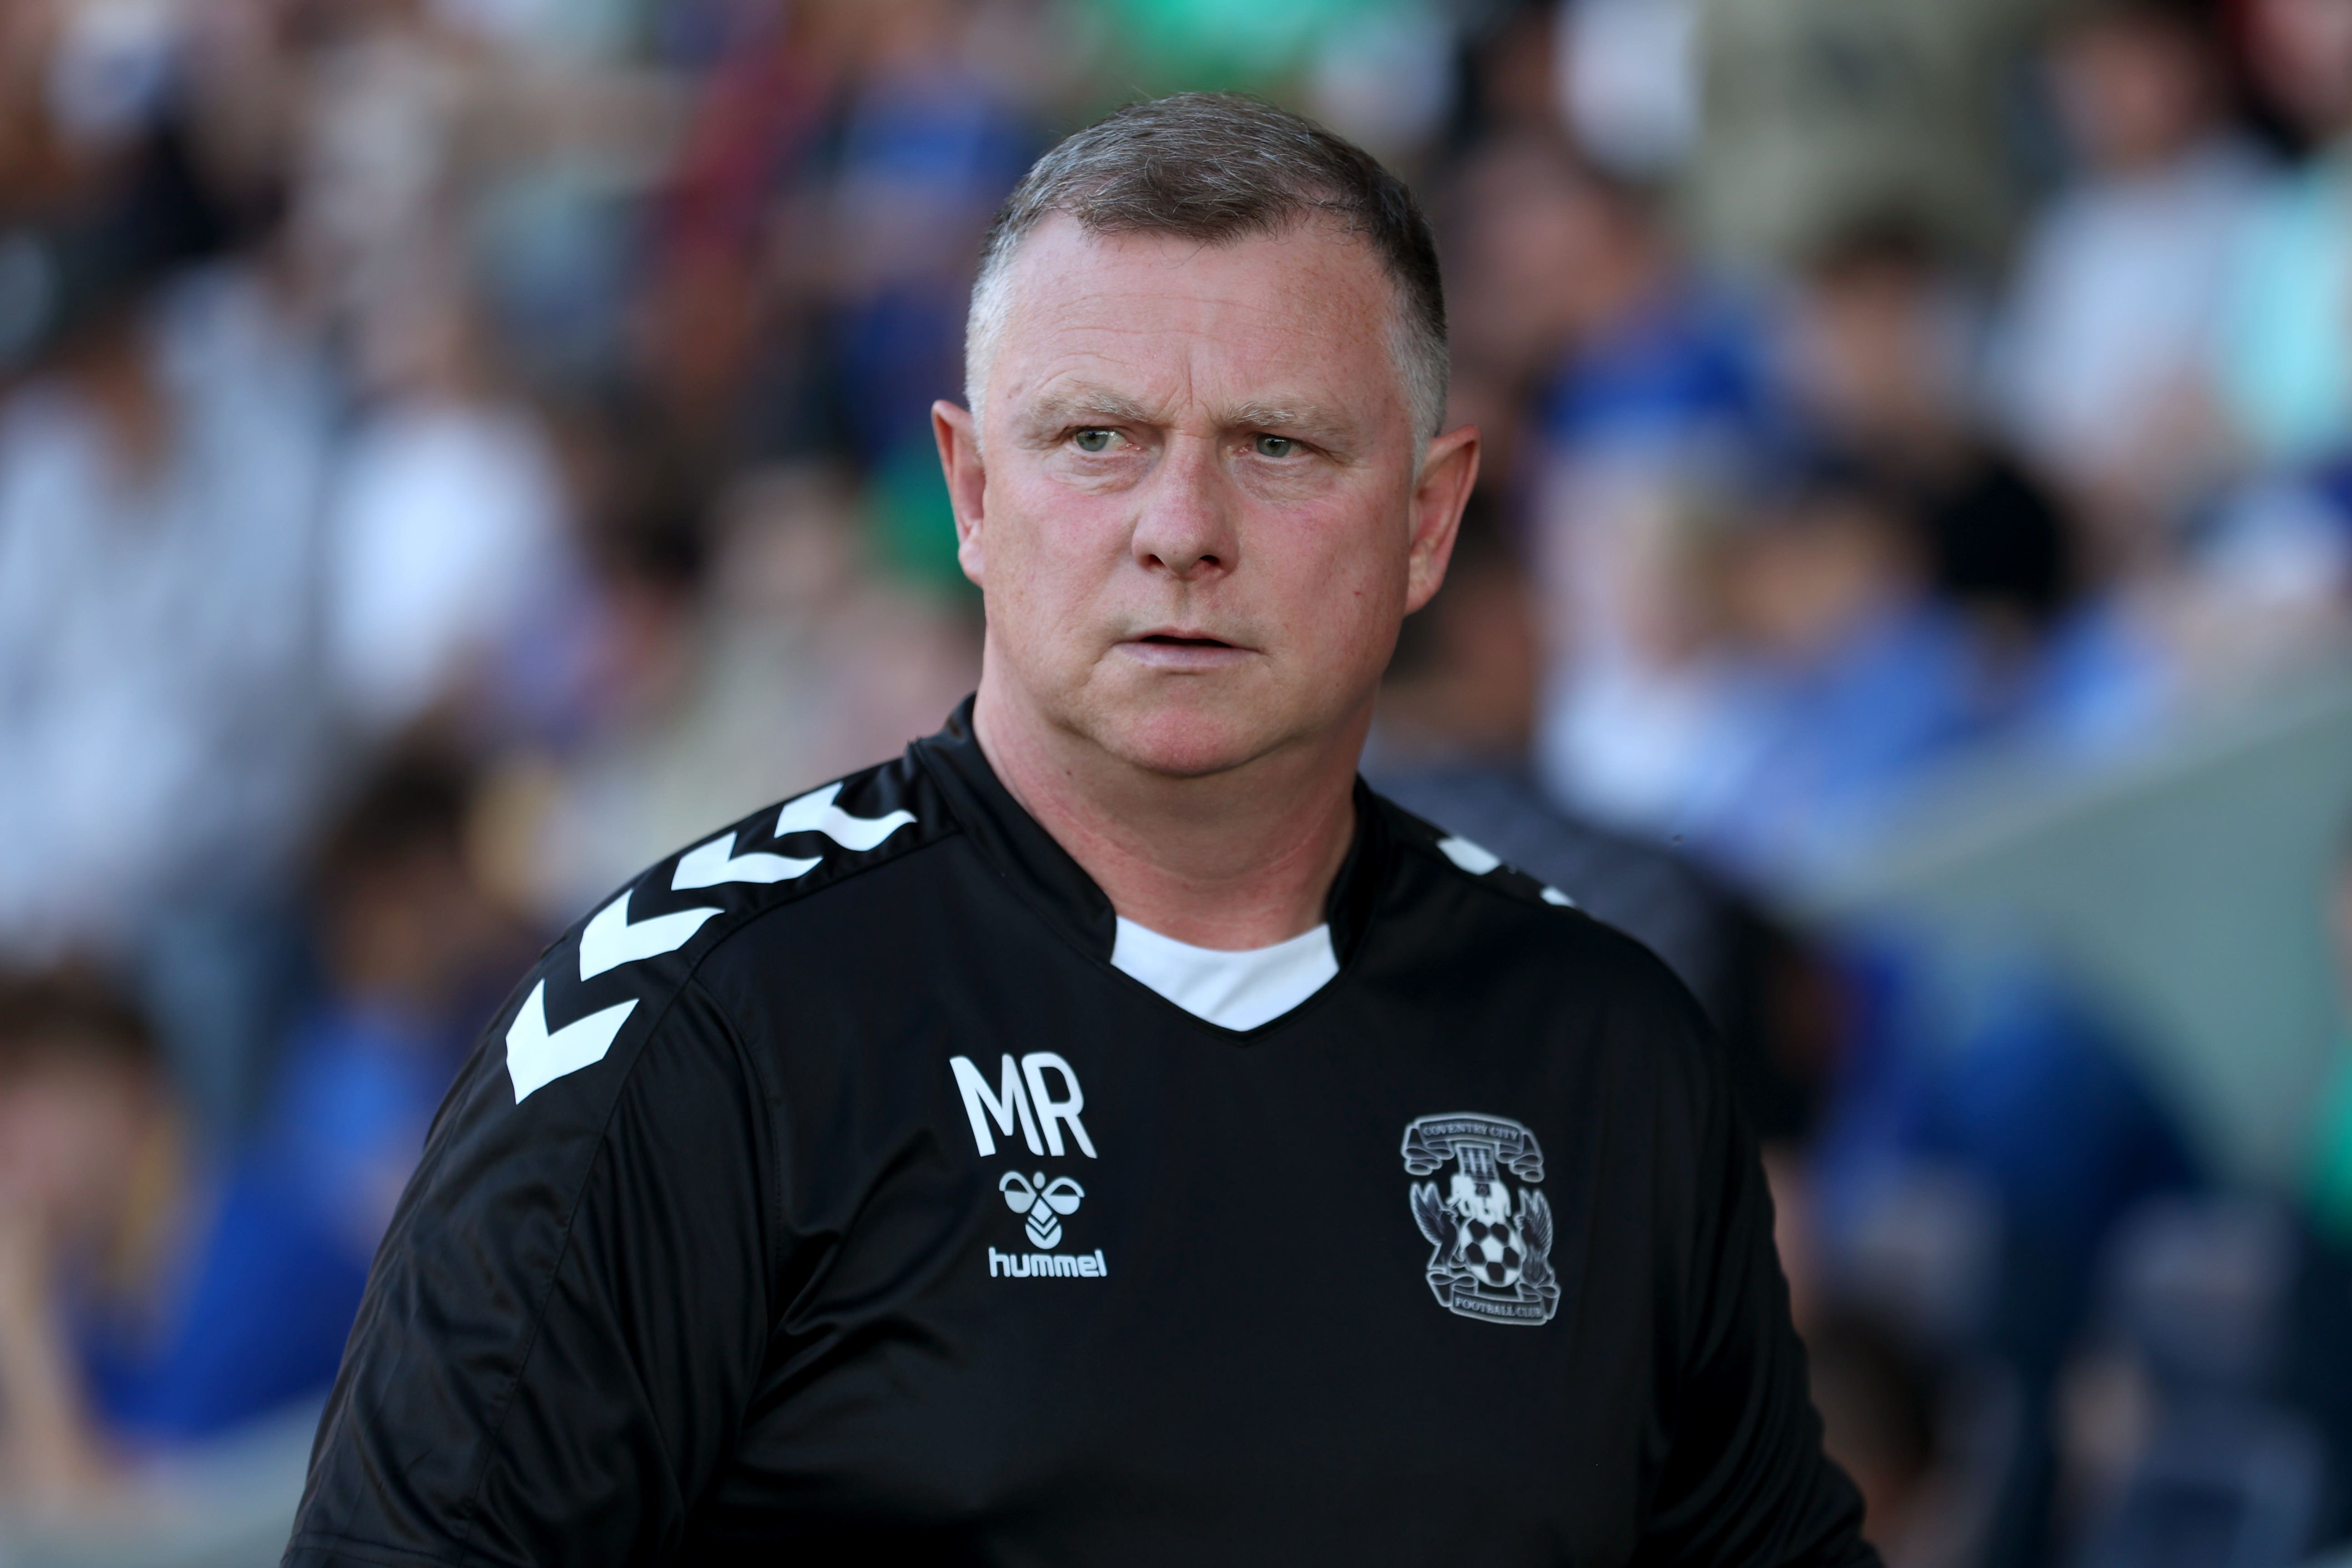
{"left": 1402, "top": 1114, "right": 1559, "bottom": 1326}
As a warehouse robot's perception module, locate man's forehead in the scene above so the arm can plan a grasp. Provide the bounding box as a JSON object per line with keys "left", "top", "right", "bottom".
{"left": 1004, "top": 209, "right": 1391, "bottom": 299}
{"left": 987, "top": 215, "right": 1403, "bottom": 418}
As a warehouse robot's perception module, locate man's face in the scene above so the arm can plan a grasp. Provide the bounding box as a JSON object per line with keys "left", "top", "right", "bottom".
{"left": 940, "top": 216, "right": 1475, "bottom": 779}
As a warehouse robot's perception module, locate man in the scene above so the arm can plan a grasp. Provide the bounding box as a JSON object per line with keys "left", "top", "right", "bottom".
{"left": 286, "top": 94, "right": 1874, "bottom": 1566}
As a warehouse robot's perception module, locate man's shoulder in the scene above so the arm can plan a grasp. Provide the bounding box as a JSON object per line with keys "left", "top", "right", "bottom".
{"left": 1370, "top": 789, "right": 1710, "bottom": 1029}
{"left": 492, "top": 750, "right": 962, "bottom": 1107}
{"left": 1374, "top": 788, "right": 1591, "bottom": 923}
{"left": 638, "top": 749, "right": 959, "bottom": 945}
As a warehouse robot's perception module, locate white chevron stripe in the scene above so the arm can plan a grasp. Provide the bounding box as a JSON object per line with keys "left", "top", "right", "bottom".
{"left": 1436, "top": 836, "right": 1502, "bottom": 875}
{"left": 773, "top": 783, "right": 915, "bottom": 852}
{"left": 505, "top": 981, "right": 637, "bottom": 1102}
{"left": 579, "top": 888, "right": 721, "bottom": 981}
{"left": 671, "top": 831, "right": 819, "bottom": 891}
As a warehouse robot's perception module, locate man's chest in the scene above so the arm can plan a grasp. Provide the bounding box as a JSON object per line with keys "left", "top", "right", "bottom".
{"left": 685, "top": 953, "right": 1675, "bottom": 1565}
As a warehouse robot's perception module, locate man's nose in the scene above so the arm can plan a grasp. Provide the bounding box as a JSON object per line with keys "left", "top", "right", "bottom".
{"left": 1129, "top": 437, "right": 1238, "bottom": 581}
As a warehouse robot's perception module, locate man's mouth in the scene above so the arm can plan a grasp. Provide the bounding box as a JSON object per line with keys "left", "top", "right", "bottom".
{"left": 1118, "top": 629, "right": 1254, "bottom": 668}
{"left": 1136, "top": 633, "right": 1236, "bottom": 650}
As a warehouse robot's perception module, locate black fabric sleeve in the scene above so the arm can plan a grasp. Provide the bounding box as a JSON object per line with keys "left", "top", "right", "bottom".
{"left": 283, "top": 972, "right": 775, "bottom": 1568}
{"left": 1636, "top": 997, "right": 1880, "bottom": 1568}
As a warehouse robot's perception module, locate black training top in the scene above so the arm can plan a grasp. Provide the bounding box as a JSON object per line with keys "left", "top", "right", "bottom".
{"left": 285, "top": 700, "right": 1876, "bottom": 1568}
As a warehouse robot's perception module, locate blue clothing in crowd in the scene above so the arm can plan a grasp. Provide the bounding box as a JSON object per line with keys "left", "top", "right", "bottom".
{"left": 1702, "top": 604, "right": 1991, "bottom": 886}
{"left": 827, "top": 69, "right": 1035, "bottom": 464}
{"left": 1811, "top": 937, "right": 2202, "bottom": 1369}
{"left": 72, "top": 998, "right": 463, "bottom": 1444}
{"left": 1537, "top": 284, "right": 1777, "bottom": 461}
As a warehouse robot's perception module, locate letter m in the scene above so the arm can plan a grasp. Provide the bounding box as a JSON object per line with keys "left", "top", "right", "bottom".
{"left": 950, "top": 1054, "right": 1042, "bottom": 1157}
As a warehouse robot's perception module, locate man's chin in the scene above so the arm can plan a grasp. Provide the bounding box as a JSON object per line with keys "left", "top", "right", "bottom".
{"left": 1082, "top": 700, "right": 1292, "bottom": 781}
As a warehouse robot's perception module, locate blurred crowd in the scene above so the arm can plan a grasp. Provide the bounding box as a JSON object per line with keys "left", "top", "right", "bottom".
{"left": 7, "top": 0, "right": 2352, "bottom": 1562}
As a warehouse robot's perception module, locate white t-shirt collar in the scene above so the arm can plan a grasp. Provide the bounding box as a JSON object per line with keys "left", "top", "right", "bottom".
{"left": 1109, "top": 917, "right": 1340, "bottom": 1032}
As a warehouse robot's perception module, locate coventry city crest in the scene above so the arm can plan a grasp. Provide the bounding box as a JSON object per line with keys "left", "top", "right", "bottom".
{"left": 1403, "top": 1113, "right": 1558, "bottom": 1326}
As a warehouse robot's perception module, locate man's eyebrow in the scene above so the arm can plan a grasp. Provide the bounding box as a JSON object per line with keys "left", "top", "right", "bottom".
{"left": 1020, "top": 386, "right": 1159, "bottom": 433}
{"left": 1220, "top": 401, "right": 1355, "bottom": 443}
{"left": 1014, "top": 387, "right": 1360, "bottom": 447}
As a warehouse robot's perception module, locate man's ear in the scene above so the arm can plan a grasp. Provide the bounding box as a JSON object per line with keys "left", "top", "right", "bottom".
{"left": 1403, "top": 424, "right": 1481, "bottom": 615}
{"left": 933, "top": 400, "right": 987, "bottom": 587}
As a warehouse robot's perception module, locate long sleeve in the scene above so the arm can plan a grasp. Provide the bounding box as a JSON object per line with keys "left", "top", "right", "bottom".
{"left": 285, "top": 968, "right": 777, "bottom": 1568}
{"left": 1636, "top": 1030, "right": 1878, "bottom": 1568}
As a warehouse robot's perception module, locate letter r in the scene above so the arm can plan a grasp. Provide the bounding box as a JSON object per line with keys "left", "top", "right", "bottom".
{"left": 951, "top": 1054, "right": 1042, "bottom": 1157}
{"left": 1021, "top": 1052, "right": 1096, "bottom": 1158}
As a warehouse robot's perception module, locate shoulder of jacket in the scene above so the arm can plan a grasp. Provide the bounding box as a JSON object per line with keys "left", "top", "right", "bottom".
{"left": 1373, "top": 791, "right": 1592, "bottom": 921}
{"left": 491, "top": 751, "right": 956, "bottom": 1106}
{"left": 1372, "top": 793, "right": 1704, "bottom": 1016}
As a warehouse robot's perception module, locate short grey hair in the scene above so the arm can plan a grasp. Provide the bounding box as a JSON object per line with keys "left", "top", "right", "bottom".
{"left": 964, "top": 93, "right": 1449, "bottom": 447}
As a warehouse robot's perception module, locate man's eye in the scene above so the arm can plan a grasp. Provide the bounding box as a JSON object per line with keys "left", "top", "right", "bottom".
{"left": 1253, "top": 434, "right": 1298, "bottom": 458}
{"left": 1073, "top": 429, "right": 1115, "bottom": 453}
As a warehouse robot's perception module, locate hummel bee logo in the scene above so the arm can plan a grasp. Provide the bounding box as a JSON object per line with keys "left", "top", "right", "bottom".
{"left": 1404, "top": 1113, "right": 1559, "bottom": 1326}
{"left": 1000, "top": 1171, "right": 1084, "bottom": 1248}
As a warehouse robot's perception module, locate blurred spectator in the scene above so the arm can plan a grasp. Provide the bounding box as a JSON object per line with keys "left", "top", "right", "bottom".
{"left": 289, "top": 0, "right": 683, "bottom": 397}
{"left": 1519, "top": 182, "right": 2072, "bottom": 891}
{"left": 1805, "top": 942, "right": 2203, "bottom": 1567}
{"left": 0, "top": 110, "right": 338, "bottom": 1141}
{"left": 1300, "top": 0, "right": 1456, "bottom": 163}
{"left": 1436, "top": 133, "right": 1595, "bottom": 485}
{"left": 1372, "top": 500, "right": 1548, "bottom": 767}
{"left": 645, "top": 0, "right": 1030, "bottom": 491}
{"left": 1558, "top": 0, "right": 1702, "bottom": 182}
{"left": 0, "top": 971, "right": 155, "bottom": 1510}
{"left": 644, "top": 0, "right": 844, "bottom": 463}
{"left": 1531, "top": 157, "right": 1773, "bottom": 471}
{"left": 1452, "top": 0, "right": 1571, "bottom": 148}
{"left": 1693, "top": 0, "right": 2063, "bottom": 274}
{"left": 1504, "top": 152, "right": 1808, "bottom": 878}
{"left": 1781, "top": 221, "right": 2077, "bottom": 646}
{"left": 2066, "top": 1197, "right": 2324, "bottom": 1568}
{"left": 261, "top": 749, "right": 522, "bottom": 1264}
{"left": 822, "top": 3, "right": 1035, "bottom": 589}
{"left": 1993, "top": 0, "right": 2263, "bottom": 559}
{"left": 293, "top": 0, "right": 670, "bottom": 743}
{"left": 0, "top": 755, "right": 512, "bottom": 1521}
{"left": 1811, "top": 941, "right": 2201, "bottom": 1380}
{"left": 1702, "top": 459, "right": 1991, "bottom": 883}
{"left": 1529, "top": 457, "right": 1756, "bottom": 857}
{"left": 322, "top": 382, "right": 577, "bottom": 741}
{"left": 821, "top": 3, "right": 1032, "bottom": 466}
{"left": 2215, "top": 0, "right": 2352, "bottom": 465}
{"left": 509, "top": 456, "right": 980, "bottom": 923}
{"left": 1535, "top": 453, "right": 1992, "bottom": 889}
{"left": 0, "top": 969, "right": 363, "bottom": 1510}
{"left": 1372, "top": 499, "right": 1832, "bottom": 1139}
{"left": 0, "top": 128, "right": 333, "bottom": 966}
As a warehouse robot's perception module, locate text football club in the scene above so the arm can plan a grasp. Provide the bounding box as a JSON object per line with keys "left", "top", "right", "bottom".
{"left": 1403, "top": 1113, "right": 1559, "bottom": 1325}
{"left": 952, "top": 1053, "right": 1107, "bottom": 1280}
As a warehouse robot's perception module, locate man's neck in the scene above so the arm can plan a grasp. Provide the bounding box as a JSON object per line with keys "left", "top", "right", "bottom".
{"left": 972, "top": 683, "right": 1363, "bottom": 952}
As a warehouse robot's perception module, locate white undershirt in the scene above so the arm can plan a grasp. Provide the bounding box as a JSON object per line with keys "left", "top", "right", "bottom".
{"left": 1109, "top": 917, "right": 1340, "bottom": 1032}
